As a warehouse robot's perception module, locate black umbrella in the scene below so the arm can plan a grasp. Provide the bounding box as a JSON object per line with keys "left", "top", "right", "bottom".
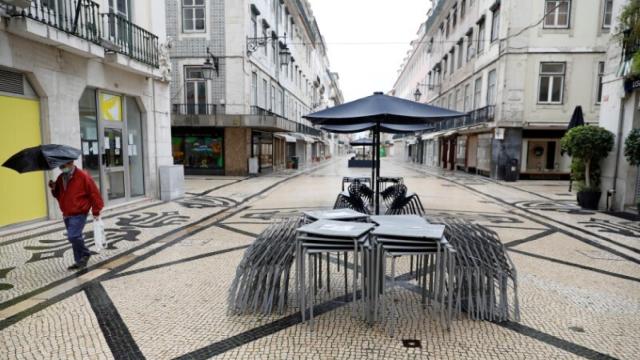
{"left": 566, "top": 106, "right": 585, "bottom": 191}
{"left": 2, "top": 144, "right": 81, "bottom": 173}
{"left": 567, "top": 106, "right": 585, "bottom": 130}
{"left": 305, "top": 91, "right": 465, "bottom": 214}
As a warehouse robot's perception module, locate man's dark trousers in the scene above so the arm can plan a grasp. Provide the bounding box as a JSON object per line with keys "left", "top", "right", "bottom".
{"left": 64, "top": 214, "right": 91, "bottom": 264}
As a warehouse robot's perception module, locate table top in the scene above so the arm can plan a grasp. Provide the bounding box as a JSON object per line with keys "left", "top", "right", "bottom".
{"left": 303, "top": 208, "right": 369, "bottom": 221}
{"left": 297, "top": 219, "right": 375, "bottom": 238}
{"left": 371, "top": 224, "right": 445, "bottom": 239}
{"left": 369, "top": 215, "right": 428, "bottom": 226}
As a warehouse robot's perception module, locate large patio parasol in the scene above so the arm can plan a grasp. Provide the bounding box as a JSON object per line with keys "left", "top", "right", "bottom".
{"left": 305, "top": 92, "right": 465, "bottom": 214}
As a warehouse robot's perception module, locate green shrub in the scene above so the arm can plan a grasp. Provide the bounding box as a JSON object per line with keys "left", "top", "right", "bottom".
{"left": 561, "top": 126, "right": 614, "bottom": 190}
{"left": 624, "top": 128, "right": 640, "bottom": 166}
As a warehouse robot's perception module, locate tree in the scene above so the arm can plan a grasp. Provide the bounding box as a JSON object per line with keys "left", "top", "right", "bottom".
{"left": 561, "top": 126, "right": 614, "bottom": 190}
{"left": 625, "top": 128, "right": 640, "bottom": 166}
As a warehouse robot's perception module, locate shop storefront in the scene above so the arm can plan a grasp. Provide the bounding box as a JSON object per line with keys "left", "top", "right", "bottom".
{"left": 0, "top": 71, "right": 46, "bottom": 227}
{"left": 252, "top": 131, "right": 274, "bottom": 173}
{"left": 79, "top": 89, "right": 146, "bottom": 204}
{"left": 172, "top": 127, "right": 225, "bottom": 175}
{"left": 476, "top": 133, "right": 493, "bottom": 176}
{"left": 520, "top": 129, "right": 571, "bottom": 180}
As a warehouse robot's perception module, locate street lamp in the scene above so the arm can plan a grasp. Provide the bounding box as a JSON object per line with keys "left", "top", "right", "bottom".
{"left": 279, "top": 45, "right": 291, "bottom": 67}
{"left": 202, "top": 47, "right": 219, "bottom": 80}
{"left": 413, "top": 88, "right": 422, "bottom": 102}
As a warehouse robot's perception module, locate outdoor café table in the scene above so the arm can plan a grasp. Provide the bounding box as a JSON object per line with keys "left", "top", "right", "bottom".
{"left": 369, "top": 222, "right": 448, "bottom": 334}
{"left": 296, "top": 219, "right": 375, "bottom": 325}
{"left": 303, "top": 208, "right": 370, "bottom": 223}
{"left": 369, "top": 214, "right": 427, "bottom": 226}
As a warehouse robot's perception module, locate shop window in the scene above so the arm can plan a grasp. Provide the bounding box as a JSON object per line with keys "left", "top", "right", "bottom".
{"left": 173, "top": 128, "right": 224, "bottom": 174}
{"left": 79, "top": 88, "right": 101, "bottom": 186}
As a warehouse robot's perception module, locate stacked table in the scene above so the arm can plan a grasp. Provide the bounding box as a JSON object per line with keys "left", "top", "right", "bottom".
{"left": 296, "top": 211, "right": 453, "bottom": 334}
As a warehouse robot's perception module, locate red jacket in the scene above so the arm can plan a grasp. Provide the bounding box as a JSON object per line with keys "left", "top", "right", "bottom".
{"left": 52, "top": 168, "right": 104, "bottom": 217}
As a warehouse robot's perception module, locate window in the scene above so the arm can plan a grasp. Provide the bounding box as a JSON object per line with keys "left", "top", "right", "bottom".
{"left": 466, "top": 30, "right": 474, "bottom": 61}
{"left": 448, "top": 93, "right": 455, "bottom": 109}
{"left": 270, "top": 85, "right": 276, "bottom": 111}
{"left": 251, "top": 72, "right": 258, "bottom": 106}
{"left": 446, "top": 16, "right": 450, "bottom": 37}
{"left": 452, "top": 4, "right": 458, "bottom": 29}
{"left": 602, "top": 0, "right": 613, "bottom": 28}
{"left": 461, "top": 0, "right": 466, "bottom": 18}
{"left": 182, "top": 0, "right": 205, "bottom": 32}
{"left": 491, "top": 5, "right": 500, "bottom": 41}
{"left": 271, "top": 32, "right": 277, "bottom": 64}
{"left": 456, "top": 88, "right": 463, "bottom": 111}
{"left": 449, "top": 49, "right": 455, "bottom": 74}
{"left": 487, "top": 70, "right": 497, "bottom": 105}
{"left": 474, "top": 77, "right": 482, "bottom": 108}
{"left": 443, "top": 56, "right": 448, "bottom": 78}
{"left": 262, "top": 21, "right": 269, "bottom": 55}
{"left": 464, "top": 83, "right": 471, "bottom": 111}
{"left": 251, "top": 10, "right": 258, "bottom": 39}
{"left": 596, "top": 61, "right": 605, "bottom": 104}
{"left": 457, "top": 40, "right": 464, "bottom": 68}
{"left": 427, "top": 38, "right": 433, "bottom": 53}
{"left": 185, "top": 67, "right": 207, "bottom": 114}
{"left": 538, "top": 63, "right": 565, "bottom": 104}
{"left": 544, "top": 0, "right": 570, "bottom": 28}
{"left": 477, "top": 19, "right": 485, "bottom": 54}
{"left": 262, "top": 79, "right": 268, "bottom": 108}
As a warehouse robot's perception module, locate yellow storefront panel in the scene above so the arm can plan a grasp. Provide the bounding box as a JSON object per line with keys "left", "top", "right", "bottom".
{"left": 0, "top": 95, "right": 47, "bottom": 227}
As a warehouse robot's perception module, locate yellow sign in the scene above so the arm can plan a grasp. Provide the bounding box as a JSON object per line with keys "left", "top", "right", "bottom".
{"left": 100, "top": 93, "right": 122, "bottom": 121}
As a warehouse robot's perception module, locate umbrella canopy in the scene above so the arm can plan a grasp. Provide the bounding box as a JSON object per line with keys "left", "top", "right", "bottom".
{"left": 2, "top": 144, "right": 81, "bottom": 173}
{"left": 567, "top": 106, "right": 585, "bottom": 130}
{"left": 304, "top": 92, "right": 466, "bottom": 214}
{"left": 304, "top": 91, "right": 465, "bottom": 126}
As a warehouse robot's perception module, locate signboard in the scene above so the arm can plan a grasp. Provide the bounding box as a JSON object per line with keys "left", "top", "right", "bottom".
{"left": 624, "top": 77, "right": 640, "bottom": 93}
{"left": 100, "top": 93, "right": 122, "bottom": 121}
{"left": 495, "top": 128, "right": 505, "bottom": 140}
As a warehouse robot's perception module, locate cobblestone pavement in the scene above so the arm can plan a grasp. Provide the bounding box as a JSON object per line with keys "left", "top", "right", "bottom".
{"left": 0, "top": 157, "right": 638, "bottom": 359}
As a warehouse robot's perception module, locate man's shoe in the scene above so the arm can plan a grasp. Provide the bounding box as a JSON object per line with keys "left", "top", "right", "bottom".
{"left": 79, "top": 254, "right": 91, "bottom": 267}
{"left": 67, "top": 263, "right": 83, "bottom": 271}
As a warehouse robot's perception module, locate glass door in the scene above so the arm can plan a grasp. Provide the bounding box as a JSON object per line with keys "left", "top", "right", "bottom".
{"left": 103, "top": 127, "right": 127, "bottom": 201}
{"left": 185, "top": 67, "right": 208, "bottom": 114}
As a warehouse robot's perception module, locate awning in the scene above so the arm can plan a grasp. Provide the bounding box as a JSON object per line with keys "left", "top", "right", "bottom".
{"left": 406, "top": 138, "right": 417, "bottom": 145}
{"left": 291, "top": 133, "right": 315, "bottom": 143}
{"left": 274, "top": 133, "right": 296, "bottom": 143}
{"left": 421, "top": 131, "right": 446, "bottom": 140}
{"left": 443, "top": 130, "right": 457, "bottom": 137}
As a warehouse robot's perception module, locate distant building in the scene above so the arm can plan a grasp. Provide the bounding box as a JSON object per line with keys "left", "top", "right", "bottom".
{"left": 393, "top": 0, "right": 611, "bottom": 180}
{"left": 0, "top": 0, "right": 171, "bottom": 228}
{"left": 598, "top": 0, "right": 639, "bottom": 212}
{"left": 166, "top": 0, "right": 343, "bottom": 176}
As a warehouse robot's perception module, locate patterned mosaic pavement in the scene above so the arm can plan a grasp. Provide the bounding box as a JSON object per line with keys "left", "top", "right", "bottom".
{"left": 0, "top": 157, "right": 638, "bottom": 359}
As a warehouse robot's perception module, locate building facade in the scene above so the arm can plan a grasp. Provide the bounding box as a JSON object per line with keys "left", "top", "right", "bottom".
{"left": 0, "top": 0, "right": 172, "bottom": 228}
{"left": 166, "top": 0, "right": 343, "bottom": 176}
{"left": 598, "top": 0, "right": 639, "bottom": 212}
{"left": 392, "top": 0, "right": 611, "bottom": 180}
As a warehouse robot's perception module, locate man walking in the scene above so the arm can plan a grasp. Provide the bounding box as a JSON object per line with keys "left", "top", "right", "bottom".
{"left": 49, "top": 160, "right": 104, "bottom": 270}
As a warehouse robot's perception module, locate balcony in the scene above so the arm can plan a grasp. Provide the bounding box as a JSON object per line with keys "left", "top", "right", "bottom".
{"left": 1, "top": 0, "right": 159, "bottom": 68}
{"left": 433, "top": 105, "right": 495, "bottom": 132}
{"left": 171, "top": 104, "right": 323, "bottom": 137}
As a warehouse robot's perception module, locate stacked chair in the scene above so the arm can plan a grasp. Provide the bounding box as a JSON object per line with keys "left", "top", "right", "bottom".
{"left": 333, "top": 182, "right": 372, "bottom": 214}
{"left": 228, "top": 216, "right": 303, "bottom": 315}
{"left": 384, "top": 184, "right": 425, "bottom": 216}
{"left": 434, "top": 217, "right": 520, "bottom": 323}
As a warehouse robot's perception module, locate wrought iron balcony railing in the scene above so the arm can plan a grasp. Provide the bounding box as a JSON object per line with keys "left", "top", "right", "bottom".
{"left": 433, "top": 105, "right": 495, "bottom": 132}
{"left": 172, "top": 103, "right": 225, "bottom": 115}
{"left": 100, "top": 12, "right": 158, "bottom": 67}
{"left": 2, "top": 0, "right": 159, "bottom": 67}
{"left": 250, "top": 106, "right": 322, "bottom": 136}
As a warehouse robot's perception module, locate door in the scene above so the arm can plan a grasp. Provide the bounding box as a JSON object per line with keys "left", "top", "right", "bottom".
{"left": 103, "top": 127, "right": 126, "bottom": 201}
{"left": 107, "top": 0, "right": 132, "bottom": 53}
{"left": 185, "top": 67, "right": 208, "bottom": 114}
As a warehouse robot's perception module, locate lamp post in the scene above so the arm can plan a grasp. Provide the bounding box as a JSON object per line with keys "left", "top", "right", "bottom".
{"left": 202, "top": 47, "right": 219, "bottom": 80}
{"left": 413, "top": 88, "right": 422, "bottom": 102}
{"left": 247, "top": 33, "right": 291, "bottom": 67}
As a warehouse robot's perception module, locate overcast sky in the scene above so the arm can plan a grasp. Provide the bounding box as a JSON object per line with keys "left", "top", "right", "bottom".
{"left": 309, "top": 0, "right": 432, "bottom": 102}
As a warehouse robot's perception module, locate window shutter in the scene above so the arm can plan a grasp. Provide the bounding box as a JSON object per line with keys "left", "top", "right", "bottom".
{"left": 0, "top": 68, "right": 24, "bottom": 95}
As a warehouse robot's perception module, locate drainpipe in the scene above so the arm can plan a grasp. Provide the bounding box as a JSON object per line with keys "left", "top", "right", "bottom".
{"left": 152, "top": 78, "right": 160, "bottom": 198}
{"left": 609, "top": 95, "right": 626, "bottom": 211}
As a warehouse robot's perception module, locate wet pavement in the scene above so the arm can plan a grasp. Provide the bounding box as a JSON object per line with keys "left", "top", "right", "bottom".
{"left": 0, "top": 157, "right": 638, "bottom": 359}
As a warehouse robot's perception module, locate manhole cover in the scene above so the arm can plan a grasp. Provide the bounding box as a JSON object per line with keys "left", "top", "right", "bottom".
{"left": 402, "top": 339, "right": 422, "bottom": 348}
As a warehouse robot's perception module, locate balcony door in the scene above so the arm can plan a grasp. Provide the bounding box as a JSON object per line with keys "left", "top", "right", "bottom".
{"left": 107, "top": 0, "right": 132, "bottom": 52}
{"left": 185, "top": 67, "right": 208, "bottom": 114}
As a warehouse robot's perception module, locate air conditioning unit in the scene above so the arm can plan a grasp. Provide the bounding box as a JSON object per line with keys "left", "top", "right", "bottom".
{"left": 2, "top": 0, "right": 32, "bottom": 9}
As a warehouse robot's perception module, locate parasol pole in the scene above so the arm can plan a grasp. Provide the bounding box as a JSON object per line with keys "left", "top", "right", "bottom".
{"left": 375, "top": 118, "right": 381, "bottom": 215}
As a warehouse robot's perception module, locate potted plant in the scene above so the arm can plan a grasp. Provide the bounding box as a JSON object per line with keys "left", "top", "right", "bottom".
{"left": 624, "top": 128, "right": 640, "bottom": 212}
{"left": 561, "top": 126, "right": 614, "bottom": 209}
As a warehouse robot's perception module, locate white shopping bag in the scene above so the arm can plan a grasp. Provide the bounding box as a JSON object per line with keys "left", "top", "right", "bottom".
{"left": 93, "top": 217, "right": 106, "bottom": 252}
